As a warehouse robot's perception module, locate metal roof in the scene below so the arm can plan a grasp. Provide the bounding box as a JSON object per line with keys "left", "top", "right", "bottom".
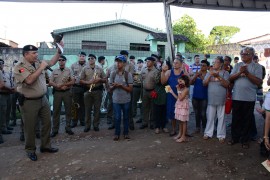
{"left": 1, "top": 0, "right": 270, "bottom": 11}
{"left": 53, "top": 19, "right": 159, "bottom": 34}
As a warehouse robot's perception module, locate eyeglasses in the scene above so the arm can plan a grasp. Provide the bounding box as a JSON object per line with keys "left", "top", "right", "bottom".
{"left": 240, "top": 53, "right": 251, "bottom": 56}
{"left": 58, "top": 59, "right": 66, "bottom": 61}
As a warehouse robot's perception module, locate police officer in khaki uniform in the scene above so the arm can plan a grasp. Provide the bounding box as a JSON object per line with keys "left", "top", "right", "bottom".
{"left": 70, "top": 52, "right": 87, "bottom": 127}
{"left": 49, "top": 55, "right": 75, "bottom": 137}
{"left": 13, "top": 45, "right": 61, "bottom": 161}
{"left": 140, "top": 56, "right": 160, "bottom": 129}
{"left": 80, "top": 54, "right": 106, "bottom": 132}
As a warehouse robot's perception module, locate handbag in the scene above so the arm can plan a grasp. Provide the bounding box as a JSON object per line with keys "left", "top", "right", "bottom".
{"left": 225, "top": 91, "right": 232, "bottom": 114}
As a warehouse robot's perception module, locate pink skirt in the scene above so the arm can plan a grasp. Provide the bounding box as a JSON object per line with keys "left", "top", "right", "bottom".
{"left": 174, "top": 99, "right": 189, "bottom": 122}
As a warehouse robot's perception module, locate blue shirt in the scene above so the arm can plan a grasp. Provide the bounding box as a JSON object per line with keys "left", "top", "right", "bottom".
{"left": 192, "top": 78, "right": 208, "bottom": 100}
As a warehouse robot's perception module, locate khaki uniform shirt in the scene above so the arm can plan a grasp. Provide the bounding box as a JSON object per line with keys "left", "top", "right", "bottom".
{"left": 13, "top": 58, "right": 48, "bottom": 98}
{"left": 50, "top": 67, "right": 72, "bottom": 88}
{"left": 80, "top": 65, "right": 106, "bottom": 88}
{"left": 71, "top": 62, "right": 86, "bottom": 84}
{"left": 0, "top": 70, "right": 12, "bottom": 93}
{"left": 141, "top": 67, "right": 160, "bottom": 90}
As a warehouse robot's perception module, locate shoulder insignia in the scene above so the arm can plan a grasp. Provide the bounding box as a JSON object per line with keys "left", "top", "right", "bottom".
{"left": 19, "top": 68, "right": 25, "bottom": 73}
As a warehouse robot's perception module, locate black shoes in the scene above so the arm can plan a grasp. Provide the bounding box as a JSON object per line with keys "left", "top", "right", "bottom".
{"left": 113, "top": 136, "right": 120, "bottom": 141}
{"left": 2, "top": 130, "right": 12, "bottom": 134}
{"left": 80, "top": 122, "right": 85, "bottom": 126}
{"left": 10, "top": 121, "right": 16, "bottom": 126}
{"left": 136, "top": 119, "right": 142, "bottom": 123}
{"left": 108, "top": 125, "right": 115, "bottom": 130}
{"left": 84, "top": 127, "right": 90, "bottom": 132}
{"left": 150, "top": 125, "right": 155, "bottom": 130}
{"left": 20, "top": 132, "right": 25, "bottom": 142}
{"left": 70, "top": 122, "right": 77, "bottom": 128}
{"left": 94, "top": 127, "right": 99, "bottom": 132}
{"left": 40, "top": 147, "right": 59, "bottom": 153}
{"left": 7, "top": 127, "right": 14, "bottom": 131}
{"left": 27, "top": 152, "right": 37, "bottom": 161}
{"left": 139, "top": 124, "right": 147, "bottom": 129}
{"left": 50, "top": 132, "right": 58, "bottom": 138}
{"left": 66, "top": 129, "right": 74, "bottom": 135}
{"left": 0, "top": 135, "right": 3, "bottom": 144}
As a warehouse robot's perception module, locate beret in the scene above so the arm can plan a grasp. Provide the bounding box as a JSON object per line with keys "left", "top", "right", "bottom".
{"left": 79, "top": 51, "right": 86, "bottom": 56}
{"left": 59, "top": 55, "right": 67, "bottom": 61}
{"left": 137, "top": 59, "right": 143, "bottom": 63}
{"left": 88, "top": 54, "right": 96, "bottom": 59}
{"left": 120, "top": 50, "right": 129, "bottom": 56}
{"left": 146, "top": 57, "right": 156, "bottom": 61}
{"left": 98, "top": 56, "right": 105, "bottom": 61}
{"left": 129, "top": 55, "right": 135, "bottom": 59}
{"left": 23, "top": 45, "right": 38, "bottom": 52}
{"left": 151, "top": 54, "right": 159, "bottom": 59}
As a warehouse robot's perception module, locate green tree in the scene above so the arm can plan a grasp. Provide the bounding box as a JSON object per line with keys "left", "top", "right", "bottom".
{"left": 173, "top": 14, "right": 207, "bottom": 53}
{"left": 209, "top": 26, "right": 240, "bottom": 45}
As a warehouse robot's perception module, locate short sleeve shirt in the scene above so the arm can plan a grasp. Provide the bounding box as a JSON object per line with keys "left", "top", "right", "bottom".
{"left": 13, "top": 58, "right": 48, "bottom": 98}
{"left": 109, "top": 71, "right": 133, "bottom": 104}
{"left": 231, "top": 61, "right": 262, "bottom": 101}
{"left": 141, "top": 67, "right": 160, "bottom": 90}
{"left": 204, "top": 70, "right": 229, "bottom": 105}
{"left": 50, "top": 67, "right": 73, "bottom": 86}
{"left": 71, "top": 62, "right": 86, "bottom": 84}
{"left": 80, "top": 65, "right": 106, "bottom": 88}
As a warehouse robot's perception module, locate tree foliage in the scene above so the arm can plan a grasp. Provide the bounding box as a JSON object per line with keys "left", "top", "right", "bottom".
{"left": 209, "top": 26, "right": 240, "bottom": 45}
{"left": 173, "top": 14, "right": 208, "bottom": 53}
{"left": 172, "top": 15, "right": 240, "bottom": 53}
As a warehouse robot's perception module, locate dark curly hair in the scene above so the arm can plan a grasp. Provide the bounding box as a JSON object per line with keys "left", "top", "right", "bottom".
{"left": 178, "top": 75, "right": 190, "bottom": 88}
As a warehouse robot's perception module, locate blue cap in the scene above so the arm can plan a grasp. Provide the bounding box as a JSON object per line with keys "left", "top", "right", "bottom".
{"left": 115, "top": 55, "right": 127, "bottom": 62}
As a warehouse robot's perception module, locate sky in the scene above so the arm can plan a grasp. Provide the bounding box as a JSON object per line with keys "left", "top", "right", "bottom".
{"left": 0, "top": 2, "right": 270, "bottom": 47}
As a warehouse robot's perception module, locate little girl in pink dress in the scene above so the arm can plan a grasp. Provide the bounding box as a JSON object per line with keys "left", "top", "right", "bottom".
{"left": 169, "top": 75, "right": 190, "bottom": 143}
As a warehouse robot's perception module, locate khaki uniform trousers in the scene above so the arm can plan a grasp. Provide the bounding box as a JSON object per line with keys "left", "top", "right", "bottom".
{"left": 142, "top": 90, "right": 154, "bottom": 127}
{"left": 52, "top": 90, "right": 72, "bottom": 133}
{"left": 84, "top": 90, "right": 102, "bottom": 129}
{"left": 20, "top": 96, "right": 51, "bottom": 153}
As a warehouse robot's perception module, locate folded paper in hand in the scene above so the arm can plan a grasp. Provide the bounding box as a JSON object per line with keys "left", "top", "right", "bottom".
{"left": 165, "top": 85, "right": 171, "bottom": 93}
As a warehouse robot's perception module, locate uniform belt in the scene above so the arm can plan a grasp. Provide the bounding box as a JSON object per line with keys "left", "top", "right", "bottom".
{"left": 54, "top": 89, "right": 70, "bottom": 92}
{"left": 73, "top": 84, "right": 83, "bottom": 88}
{"left": 91, "top": 86, "right": 103, "bottom": 91}
{"left": 25, "top": 96, "right": 44, "bottom": 100}
{"left": 133, "top": 85, "right": 142, "bottom": 88}
{"left": 144, "top": 88, "right": 154, "bottom": 92}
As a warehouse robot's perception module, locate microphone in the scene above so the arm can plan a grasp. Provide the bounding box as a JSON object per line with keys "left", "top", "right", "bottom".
{"left": 46, "top": 66, "right": 53, "bottom": 72}
{"left": 38, "top": 59, "right": 53, "bottom": 71}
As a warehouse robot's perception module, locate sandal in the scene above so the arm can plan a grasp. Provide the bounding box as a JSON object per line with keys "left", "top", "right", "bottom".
{"left": 203, "top": 135, "right": 210, "bottom": 140}
{"left": 173, "top": 135, "right": 181, "bottom": 140}
{"left": 113, "top": 136, "right": 119, "bottom": 141}
{"left": 219, "top": 138, "right": 225, "bottom": 143}
{"left": 242, "top": 143, "right": 249, "bottom": 149}
{"left": 176, "top": 138, "right": 187, "bottom": 143}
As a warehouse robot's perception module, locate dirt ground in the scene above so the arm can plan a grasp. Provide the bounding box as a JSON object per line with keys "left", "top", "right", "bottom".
{"left": 0, "top": 103, "right": 269, "bottom": 180}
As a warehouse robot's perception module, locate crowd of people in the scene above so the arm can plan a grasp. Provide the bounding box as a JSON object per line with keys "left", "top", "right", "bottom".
{"left": 0, "top": 44, "right": 270, "bottom": 163}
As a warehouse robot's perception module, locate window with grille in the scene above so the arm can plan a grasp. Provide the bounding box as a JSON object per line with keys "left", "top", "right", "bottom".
{"left": 130, "top": 43, "right": 150, "bottom": 51}
{"left": 82, "top": 41, "right": 106, "bottom": 50}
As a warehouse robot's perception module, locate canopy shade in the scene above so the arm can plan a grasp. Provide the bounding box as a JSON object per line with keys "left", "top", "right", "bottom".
{"left": 1, "top": 0, "right": 270, "bottom": 11}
